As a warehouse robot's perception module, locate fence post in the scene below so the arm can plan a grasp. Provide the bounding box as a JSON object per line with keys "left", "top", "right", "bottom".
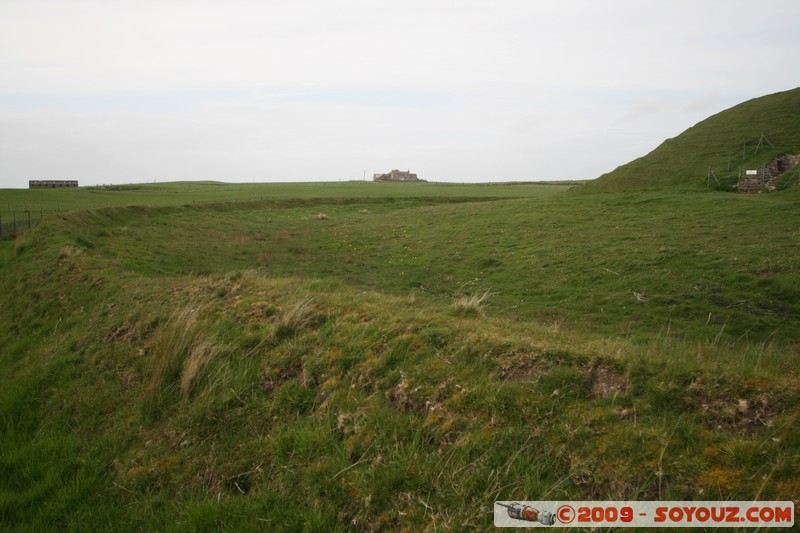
{"left": 0, "top": 213, "right": 3, "bottom": 238}
{"left": 27, "top": 210, "right": 31, "bottom": 229}
{"left": 13, "top": 212, "right": 17, "bottom": 235}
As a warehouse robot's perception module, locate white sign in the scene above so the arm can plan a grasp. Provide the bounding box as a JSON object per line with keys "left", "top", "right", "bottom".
{"left": 746, "top": 170, "right": 758, "bottom": 176}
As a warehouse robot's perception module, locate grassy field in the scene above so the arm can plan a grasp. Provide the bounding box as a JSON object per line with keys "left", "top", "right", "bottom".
{"left": 1, "top": 181, "right": 799, "bottom": 530}
{"left": 1, "top": 180, "right": 572, "bottom": 214}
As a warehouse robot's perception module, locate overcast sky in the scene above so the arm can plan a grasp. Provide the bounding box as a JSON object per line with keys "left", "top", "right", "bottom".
{"left": 1, "top": 0, "right": 798, "bottom": 187}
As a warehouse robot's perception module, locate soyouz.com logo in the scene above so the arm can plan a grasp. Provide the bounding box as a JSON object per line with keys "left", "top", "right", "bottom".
{"left": 494, "top": 501, "right": 795, "bottom": 528}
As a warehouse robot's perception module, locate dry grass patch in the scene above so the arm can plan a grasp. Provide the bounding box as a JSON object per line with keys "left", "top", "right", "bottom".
{"left": 274, "top": 297, "right": 316, "bottom": 339}
{"left": 58, "top": 244, "right": 82, "bottom": 261}
{"left": 450, "top": 289, "right": 494, "bottom": 316}
{"left": 143, "top": 305, "right": 206, "bottom": 416}
{"left": 180, "top": 342, "right": 217, "bottom": 398}
{"left": 590, "top": 366, "right": 628, "bottom": 398}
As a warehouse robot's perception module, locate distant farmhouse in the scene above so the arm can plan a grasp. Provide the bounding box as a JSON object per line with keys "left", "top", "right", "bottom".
{"left": 29, "top": 180, "right": 79, "bottom": 189}
{"left": 373, "top": 169, "right": 423, "bottom": 182}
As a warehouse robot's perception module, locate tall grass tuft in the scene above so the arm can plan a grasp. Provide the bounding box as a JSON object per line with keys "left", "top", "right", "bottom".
{"left": 180, "top": 342, "right": 216, "bottom": 398}
{"left": 450, "top": 289, "right": 494, "bottom": 317}
{"left": 143, "top": 305, "right": 204, "bottom": 417}
{"left": 274, "top": 298, "right": 315, "bottom": 340}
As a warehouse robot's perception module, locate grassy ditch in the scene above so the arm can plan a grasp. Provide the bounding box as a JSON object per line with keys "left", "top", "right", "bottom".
{"left": 22, "top": 187, "right": 800, "bottom": 343}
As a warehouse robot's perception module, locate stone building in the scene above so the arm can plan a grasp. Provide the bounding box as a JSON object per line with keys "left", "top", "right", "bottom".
{"left": 29, "top": 180, "right": 79, "bottom": 189}
{"left": 373, "top": 170, "right": 421, "bottom": 182}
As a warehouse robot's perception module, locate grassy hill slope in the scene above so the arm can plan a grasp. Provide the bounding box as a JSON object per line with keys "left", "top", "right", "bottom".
{"left": 1, "top": 184, "right": 799, "bottom": 530}
{"left": 586, "top": 88, "right": 800, "bottom": 191}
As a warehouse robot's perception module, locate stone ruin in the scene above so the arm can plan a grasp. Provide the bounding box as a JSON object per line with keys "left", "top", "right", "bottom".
{"left": 373, "top": 169, "right": 423, "bottom": 182}
{"left": 737, "top": 153, "right": 800, "bottom": 193}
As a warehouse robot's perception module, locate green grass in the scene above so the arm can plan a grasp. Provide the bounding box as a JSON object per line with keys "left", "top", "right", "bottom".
{"left": 26, "top": 186, "right": 796, "bottom": 343}
{"left": 1, "top": 180, "right": 799, "bottom": 530}
{"left": 0, "top": 180, "right": 570, "bottom": 215}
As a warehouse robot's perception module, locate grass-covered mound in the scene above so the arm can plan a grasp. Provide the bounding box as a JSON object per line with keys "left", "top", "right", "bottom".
{"left": 1, "top": 184, "right": 799, "bottom": 530}
{"left": 586, "top": 87, "right": 800, "bottom": 191}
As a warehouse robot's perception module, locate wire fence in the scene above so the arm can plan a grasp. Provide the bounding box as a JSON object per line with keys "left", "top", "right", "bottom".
{"left": 0, "top": 211, "right": 43, "bottom": 239}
